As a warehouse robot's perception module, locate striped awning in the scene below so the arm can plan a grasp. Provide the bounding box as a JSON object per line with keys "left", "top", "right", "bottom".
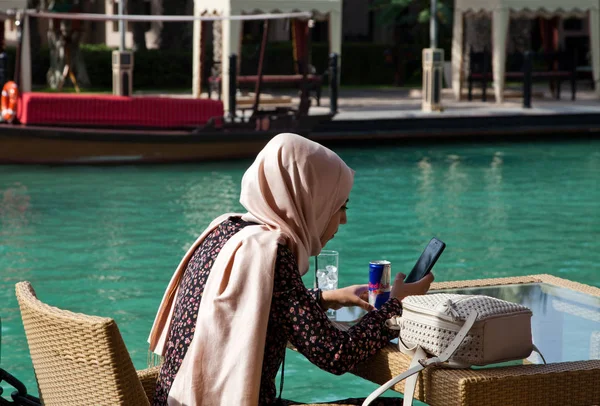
{"left": 456, "top": 0, "right": 598, "bottom": 18}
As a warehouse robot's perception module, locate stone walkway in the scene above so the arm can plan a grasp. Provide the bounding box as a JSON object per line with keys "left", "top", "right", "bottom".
{"left": 144, "top": 84, "right": 600, "bottom": 121}
{"left": 310, "top": 86, "right": 600, "bottom": 121}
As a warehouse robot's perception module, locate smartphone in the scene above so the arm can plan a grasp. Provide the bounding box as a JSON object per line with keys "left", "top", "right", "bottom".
{"left": 404, "top": 237, "right": 446, "bottom": 283}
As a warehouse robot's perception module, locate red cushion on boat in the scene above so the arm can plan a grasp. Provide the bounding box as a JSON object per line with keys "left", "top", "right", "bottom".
{"left": 17, "top": 93, "right": 224, "bottom": 128}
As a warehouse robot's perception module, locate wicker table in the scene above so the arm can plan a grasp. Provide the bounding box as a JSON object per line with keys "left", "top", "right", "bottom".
{"left": 337, "top": 274, "right": 600, "bottom": 406}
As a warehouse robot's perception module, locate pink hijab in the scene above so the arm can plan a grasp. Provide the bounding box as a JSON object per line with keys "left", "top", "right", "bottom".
{"left": 148, "top": 133, "right": 354, "bottom": 405}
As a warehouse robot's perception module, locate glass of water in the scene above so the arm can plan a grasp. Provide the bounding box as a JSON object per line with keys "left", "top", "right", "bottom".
{"left": 315, "top": 250, "right": 339, "bottom": 319}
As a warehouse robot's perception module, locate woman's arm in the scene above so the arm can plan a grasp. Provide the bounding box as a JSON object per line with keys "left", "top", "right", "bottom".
{"left": 272, "top": 249, "right": 402, "bottom": 375}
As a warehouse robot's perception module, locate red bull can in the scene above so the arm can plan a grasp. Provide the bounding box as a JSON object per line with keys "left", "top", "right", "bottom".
{"left": 369, "top": 260, "right": 391, "bottom": 309}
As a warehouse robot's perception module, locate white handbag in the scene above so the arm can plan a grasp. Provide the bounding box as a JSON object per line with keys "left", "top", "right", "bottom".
{"left": 362, "top": 293, "right": 546, "bottom": 406}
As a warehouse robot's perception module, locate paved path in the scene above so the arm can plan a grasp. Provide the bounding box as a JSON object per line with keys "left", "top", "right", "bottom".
{"left": 312, "top": 87, "right": 600, "bottom": 120}
{"left": 144, "top": 85, "right": 600, "bottom": 121}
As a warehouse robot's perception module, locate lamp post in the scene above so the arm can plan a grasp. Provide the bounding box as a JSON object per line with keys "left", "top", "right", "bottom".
{"left": 119, "top": 0, "right": 125, "bottom": 51}
{"left": 112, "top": 0, "right": 134, "bottom": 96}
{"left": 422, "top": 0, "right": 444, "bottom": 112}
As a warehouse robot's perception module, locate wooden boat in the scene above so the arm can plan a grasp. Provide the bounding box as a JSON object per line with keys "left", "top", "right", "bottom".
{"left": 0, "top": 109, "right": 332, "bottom": 165}
{"left": 0, "top": 9, "right": 335, "bottom": 165}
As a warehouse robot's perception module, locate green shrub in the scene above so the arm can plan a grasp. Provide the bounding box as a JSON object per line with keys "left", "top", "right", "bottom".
{"left": 4, "top": 46, "right": 50, "bottom": 85}
{"left": 79, "top": 46, "right": 195, "bottom": 89}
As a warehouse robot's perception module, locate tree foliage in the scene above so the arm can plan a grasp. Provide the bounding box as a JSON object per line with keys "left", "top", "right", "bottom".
{"left": 128, "top": 0, "right": 148, "bottom": 51}
{"left": 371, "top": 0, "right": 453, "bottom": 27}
{"left": 369, "top": 0, "right": 454, "bottom": 85}
{"left": 159, "top": 0, "right": 193, "bottom": 51}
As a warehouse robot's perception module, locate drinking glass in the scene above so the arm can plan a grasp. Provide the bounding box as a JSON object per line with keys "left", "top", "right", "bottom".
{"left": 315, "top": 250, "right": 339, "bottom": 319}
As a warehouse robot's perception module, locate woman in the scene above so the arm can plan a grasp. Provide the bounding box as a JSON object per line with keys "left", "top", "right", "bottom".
{"left": 148, "top": 133, "right": 433, "bottom": 406}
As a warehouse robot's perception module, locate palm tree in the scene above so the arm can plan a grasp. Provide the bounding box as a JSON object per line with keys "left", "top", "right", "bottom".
{"left": 45, "top": 0, "right": 90, "bottom": 89}
{"left": 128, "top": 0, "right": 147, "bottom": 51}
{"left": 159, "top": 0, "right": 193, "bottom": 51}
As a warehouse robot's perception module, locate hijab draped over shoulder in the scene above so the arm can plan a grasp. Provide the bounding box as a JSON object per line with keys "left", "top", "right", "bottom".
{"left": 149, "top": 133, "right": 354, "bottom": 405}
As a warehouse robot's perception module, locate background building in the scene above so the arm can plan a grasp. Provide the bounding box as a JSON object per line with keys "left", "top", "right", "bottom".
{"left": 2, "top": 0, "right": 395, "bottom": 49}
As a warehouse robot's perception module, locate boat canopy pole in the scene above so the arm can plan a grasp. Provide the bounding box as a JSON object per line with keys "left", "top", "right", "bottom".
{"left": 1, "top": 10, "right": 312, "bottom": 22}
{"left": 251, "top": 19, "right": 269, "bottom": 118}
{"left": 12, "top": 13, "right": 22, "bottom": 87}
{"left": 298, "top": 21, "right": 313, "bottom": 116}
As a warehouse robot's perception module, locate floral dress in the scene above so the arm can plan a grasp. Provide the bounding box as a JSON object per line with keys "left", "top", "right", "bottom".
{"left": 153, "top": 216, "right": 403, "bottom": 406}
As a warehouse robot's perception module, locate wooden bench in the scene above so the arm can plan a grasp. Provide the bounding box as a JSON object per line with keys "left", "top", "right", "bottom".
{"left": 208, "top": 74, "right": 324, "bottom": 106}
{"left": 467, "top": 48, "right": 577, "bottom": 101}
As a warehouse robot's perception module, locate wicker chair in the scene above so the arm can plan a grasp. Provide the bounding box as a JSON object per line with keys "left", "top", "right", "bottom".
{"left": 15, "top": 281, "right": 160, "bottom": 406}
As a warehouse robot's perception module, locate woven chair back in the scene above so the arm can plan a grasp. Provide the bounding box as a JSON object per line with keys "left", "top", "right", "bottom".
{"left": 15, "top": 281, "right": 150, "bottom": 406}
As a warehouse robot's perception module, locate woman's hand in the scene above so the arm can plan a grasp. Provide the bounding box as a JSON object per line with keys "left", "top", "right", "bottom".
{"left": 321, "top": 284, "right": 375, "bottom": 312}
{"left": 390, "top": 272, "right": 434, "bottom": 301}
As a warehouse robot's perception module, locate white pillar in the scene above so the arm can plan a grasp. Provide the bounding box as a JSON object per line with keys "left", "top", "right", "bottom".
{"left": 329, "top": 10, "right": 343, "bottom": 81}
{"left": 221, "top": 14, "right": 241, "bottom": 114}
{"left": 20, "top": 15, "right": 32, "bottom": 92}
{"left": 451, "top": 8, "right": 464, "bottom": 100}
{"left": 192, "top": 3, "right": 203, "bottom": 98}
{"left": 492, "top": 8, "right": 509, "bottom": 103}
{"left": 590, "top": 9, "right": 600, "bottom": 98}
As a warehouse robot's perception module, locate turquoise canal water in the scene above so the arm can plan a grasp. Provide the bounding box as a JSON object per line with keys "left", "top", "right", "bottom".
{"left": 1, "top": 139, "right": 599, "bottom": 403}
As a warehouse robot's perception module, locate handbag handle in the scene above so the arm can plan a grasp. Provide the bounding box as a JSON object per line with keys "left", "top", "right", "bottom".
{"left": 362, "top": 311, "right": 478, "bottom": 406}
